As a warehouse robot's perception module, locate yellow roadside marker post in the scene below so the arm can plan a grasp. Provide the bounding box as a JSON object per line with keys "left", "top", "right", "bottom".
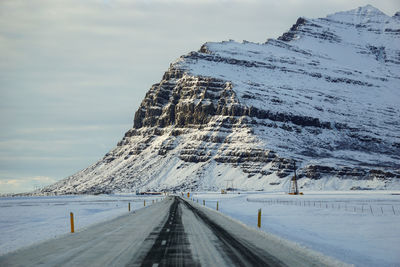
{"left": 217, "top": 201, "right": 219, "bottom": 211}
{"left": 203, "top": 200, "right": 205, "bottom": 206}
{"left": 144, "top": 200, "right": 146, "bottom": 207}
{"left": 70, "top": 212, "right": 75, "bottom": 233}
{"left": 128, "top": 202, "right": 131, "bottom": 212}
{"left": 257, "top": 209, "right": 262, "bottom": 228}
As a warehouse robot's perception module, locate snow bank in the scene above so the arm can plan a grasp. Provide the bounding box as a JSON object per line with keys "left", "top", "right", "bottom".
{"left": 0, "top": 194, "right": 162, "bottom": 255}
{"left": 192, "top": 190, "right": 400, "bottom": 267}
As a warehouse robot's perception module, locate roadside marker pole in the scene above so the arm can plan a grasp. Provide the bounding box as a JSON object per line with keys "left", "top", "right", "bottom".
{"left": 257, "top": 209, "right": 261, "bottom": 228}
{"left": 217, "top": 201, "right": 219, "bottom": 211}
{"left": 152, "top": 199, "right": 154, "bottom": 204}
{"left": 203, "top": 200, "right": 205, "bottom": 206}
{"left": 128, "top": 202, "right": 131, "bottom": 212}
{"left": 144, "top": 200, "right": 146, "bottom": 207}
{"left": 70, "top": 212, "right": 75, "bottom": 233}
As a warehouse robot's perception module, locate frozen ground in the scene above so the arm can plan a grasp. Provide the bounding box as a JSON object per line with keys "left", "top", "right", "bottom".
{"left": 193, "top": 191, "right": 400, "bottom": 267}
{"left": 0, "top": 194, "right": 162, "bottom": 255}
{"left": 1, "top": 191, "right": 399, "bottom": 266}
{"left": 0, "top": 196, "right": 344, "bottom": 266}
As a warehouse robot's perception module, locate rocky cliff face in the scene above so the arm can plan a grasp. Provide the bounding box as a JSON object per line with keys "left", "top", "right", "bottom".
{"left": 41, "top": 5, "right": 400, "bottom": 194}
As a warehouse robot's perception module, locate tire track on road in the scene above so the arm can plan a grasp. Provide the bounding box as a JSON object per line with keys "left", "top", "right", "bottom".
{"left": 181, "top": 198, "right": 284, "bottom": 267}
{"left": 131, "top": 197, "right": 199, "bottom": 267}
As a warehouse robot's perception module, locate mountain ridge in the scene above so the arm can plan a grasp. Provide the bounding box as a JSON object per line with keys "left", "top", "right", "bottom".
{"left": 39, "top": 5, "right": 400, "bottom": 195}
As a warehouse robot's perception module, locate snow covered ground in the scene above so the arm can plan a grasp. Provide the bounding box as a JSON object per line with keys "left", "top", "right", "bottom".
{"left": 1, "top": 191, "right": 399, "bottom": 266}
{"left": 193, "top": 191, "right": 400, "bottom": 267}
{"left": 0, "top": 194, "right": 163, "bottom": 255}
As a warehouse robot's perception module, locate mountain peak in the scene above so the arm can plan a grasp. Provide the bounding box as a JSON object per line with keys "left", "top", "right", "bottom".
{"left": 38, "top": 6, "right": 400, "bottom": 195}
{"left": 357, "top": 4, "right": 385, "bottom": 13}
{"left": 326, "top": 5, "right": 389, "bottom": 24}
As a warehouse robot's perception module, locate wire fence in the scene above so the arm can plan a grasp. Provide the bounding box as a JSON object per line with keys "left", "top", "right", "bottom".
{"left": 246, "top": 198, "right": 400, "bottom": 216}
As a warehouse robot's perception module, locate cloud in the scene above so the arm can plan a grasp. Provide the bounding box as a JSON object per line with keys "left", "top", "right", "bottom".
{"left": 32, "top": 176, "right": 57, "bottom": 183}
{"left": 15, "top": 124, "right": 129, "bottom": 135}
{"left": 0, "top": 176, "right": 57, "bottom": 194}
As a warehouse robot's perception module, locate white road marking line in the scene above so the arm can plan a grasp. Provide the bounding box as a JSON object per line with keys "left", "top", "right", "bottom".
{"left": 161, "top": 240, "right": 166, "bottom": 245}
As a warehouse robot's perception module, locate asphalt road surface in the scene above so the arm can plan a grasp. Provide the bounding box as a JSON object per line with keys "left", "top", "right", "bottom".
{"left": 0, "top": 196, "right": 345, "bottom": 267}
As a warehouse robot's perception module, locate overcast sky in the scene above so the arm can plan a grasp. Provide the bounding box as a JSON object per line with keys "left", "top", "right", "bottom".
{"left": 1, "top": 0, "right": 399, "bottom": 194}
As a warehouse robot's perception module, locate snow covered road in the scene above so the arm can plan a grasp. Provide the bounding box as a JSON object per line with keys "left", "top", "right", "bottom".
{"left": 0, "top": 196, "right": 345, "bottom": 266}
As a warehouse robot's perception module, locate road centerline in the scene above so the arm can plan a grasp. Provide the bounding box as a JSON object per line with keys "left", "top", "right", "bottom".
{"left": 134, "top": 197, "right": 199, "bottom": 266}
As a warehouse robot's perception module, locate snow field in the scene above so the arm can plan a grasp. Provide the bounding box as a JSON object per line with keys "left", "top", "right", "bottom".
{"left": 1, "top": 191, "right": 399, "bottom": 266}
{"left": 191, "top": 191, "right": 400, "bottom": 267}
{"left": 0, "top": 194, "right": 164, "bottom": 256}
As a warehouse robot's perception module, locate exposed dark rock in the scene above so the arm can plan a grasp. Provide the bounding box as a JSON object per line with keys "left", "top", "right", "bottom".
{"left": 350, "top": 186, "right": 373, "bottom": 190}
{"left": 304, "top": 165, "right": 336, "bottom": 180}
{"left": 278, "top": 17, "right": 307, "bottom": 42}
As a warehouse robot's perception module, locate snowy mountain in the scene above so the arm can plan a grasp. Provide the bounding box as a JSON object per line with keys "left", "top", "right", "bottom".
{"left": 40, "top": 5, "right": 400, "bottom": 195}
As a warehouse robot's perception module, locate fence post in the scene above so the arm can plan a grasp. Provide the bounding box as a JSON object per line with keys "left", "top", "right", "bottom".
{"left": 70, "top": 212, "right": 75, "bottom": 233}
{"left": 257, "top": 209, "right": 262, "bottom": 228}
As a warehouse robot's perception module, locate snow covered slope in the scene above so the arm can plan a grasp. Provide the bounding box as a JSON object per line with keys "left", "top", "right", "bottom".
{"left": 40, "top": 5, "right": 400, "bottom": 194}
